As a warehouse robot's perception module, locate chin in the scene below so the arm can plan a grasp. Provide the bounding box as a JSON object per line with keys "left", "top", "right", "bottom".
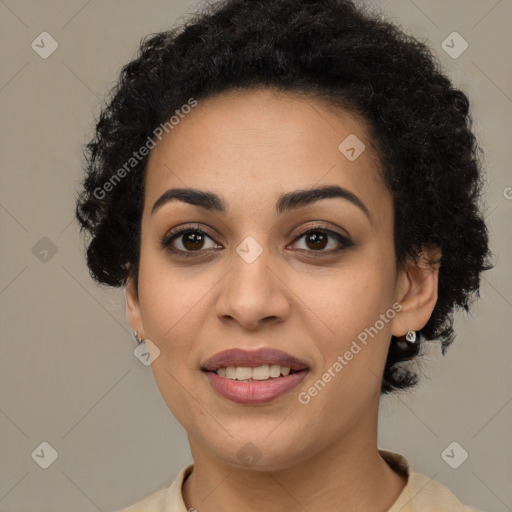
{"left": 203, "top": 434, "right": 311, "bottom": 472}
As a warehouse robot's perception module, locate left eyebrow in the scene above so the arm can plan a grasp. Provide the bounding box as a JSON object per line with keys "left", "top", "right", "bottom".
{"left": 151, "top": 184, "right": 370, "bottom": 220}
{"left": 275, "top": 185, "right": 370, "bottom": 220}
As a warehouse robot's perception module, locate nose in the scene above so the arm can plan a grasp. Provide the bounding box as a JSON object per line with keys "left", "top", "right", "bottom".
{"left": 215, "top": 244, "right": 291, "bottom": 331}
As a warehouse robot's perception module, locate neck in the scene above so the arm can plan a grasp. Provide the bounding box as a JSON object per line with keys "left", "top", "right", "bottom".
{"left": 182, "top": 413, "right": 406, "bottom": 512}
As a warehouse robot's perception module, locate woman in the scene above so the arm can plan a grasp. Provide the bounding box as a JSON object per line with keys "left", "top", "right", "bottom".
{"left": 75, "top": 0, "right": 492, "bottom": 510}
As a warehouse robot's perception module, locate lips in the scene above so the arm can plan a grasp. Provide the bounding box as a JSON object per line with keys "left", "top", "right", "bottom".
{"left": 201, "top": 347, "right": 309, "bottom": 372}
{"left": 204, "top": 370, "right": 308, "bottom": 404}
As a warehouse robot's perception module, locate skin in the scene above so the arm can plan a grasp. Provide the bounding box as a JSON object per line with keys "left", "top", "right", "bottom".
{"left": 126, "top": 88, "right": 441, "bottom": 512}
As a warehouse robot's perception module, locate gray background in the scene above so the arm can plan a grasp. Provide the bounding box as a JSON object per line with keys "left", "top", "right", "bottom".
{"left": 0, "top": 0, "right": 511, "bottom": 511}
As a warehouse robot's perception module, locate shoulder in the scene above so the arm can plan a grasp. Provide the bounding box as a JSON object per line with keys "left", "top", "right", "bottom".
{"left": 402, "top": 471, "right": 481, "bottom": 511}
{"left": 116, "top": 488, "right": 167, "bottom": 512}
{"left": 114, "top": 463, "right": 194, "bottom": 512}
{"left": 380, "top": 450, "right": 482, "bottom": 512}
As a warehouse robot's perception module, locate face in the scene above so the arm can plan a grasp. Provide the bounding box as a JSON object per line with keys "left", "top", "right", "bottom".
{"left": 126, "top": 88, "right": 436, "bottom": 471}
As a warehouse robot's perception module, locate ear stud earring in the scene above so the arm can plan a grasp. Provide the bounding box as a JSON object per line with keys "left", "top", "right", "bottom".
{"left": 405, "top": 330, "right": 417, "bottom": 343}
{"left": 132, "top": 329, "right": 143, "bottom": 344}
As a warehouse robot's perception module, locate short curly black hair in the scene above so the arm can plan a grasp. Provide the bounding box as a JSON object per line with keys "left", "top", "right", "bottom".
{"left": 75, "top": 0, "right": 493, "bottom": 393}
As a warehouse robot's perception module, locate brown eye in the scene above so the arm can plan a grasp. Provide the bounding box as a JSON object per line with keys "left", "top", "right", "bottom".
{"left": 291, "top": 227, "right": 352, "bottom": 254}
{"left": 162, "top": 227, "right": 220, "bottom": 257}
{"left": 181, "top": 231, "right": 206, "bottom": 251}
{"left": 304, "top": 232, "right": 328, "bottom": 250}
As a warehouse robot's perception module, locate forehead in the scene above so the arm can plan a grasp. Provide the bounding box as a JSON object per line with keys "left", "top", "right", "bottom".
{"left": 143, "top": 88, "right": 389, "bottom": 219}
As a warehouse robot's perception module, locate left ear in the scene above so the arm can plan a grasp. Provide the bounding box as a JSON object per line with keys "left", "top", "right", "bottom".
{"left": 390, "top": 245, "right": 442, "bottom": 337}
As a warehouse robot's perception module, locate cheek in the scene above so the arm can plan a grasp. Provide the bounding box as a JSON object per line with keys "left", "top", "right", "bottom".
{"left": 137, "top": 244, "right": 211, "bottom": 345}
{"left": 292, "top": 258, "right": 396, "bottom": 341}
{"left": 137, "top": 257, "right": 211, "bottom": 425}
{"left": 290, "top": 256, "right": 396, "bottom": 398}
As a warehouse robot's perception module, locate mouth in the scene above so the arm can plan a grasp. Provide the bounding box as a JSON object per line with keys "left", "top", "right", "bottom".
{"left": 200, "top": 347, "right": 310, "bottom": 404}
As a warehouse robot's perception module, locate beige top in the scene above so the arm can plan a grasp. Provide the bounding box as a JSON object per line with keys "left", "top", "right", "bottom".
{"left": 118, "top": 450, "right": 480, "bottom": 511}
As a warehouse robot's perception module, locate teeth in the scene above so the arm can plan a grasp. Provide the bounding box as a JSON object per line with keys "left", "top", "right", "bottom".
{"left": 216, "top": 364, "right": 295, "bottom": 381}
{"left": 269, "top": 364, "right": 281, "bottom": 378}
{"left": 236, "top": 366, "right": 252, "bottom": 380}
{"left": 252, "top": 365, "right": 270, "bottom": 380}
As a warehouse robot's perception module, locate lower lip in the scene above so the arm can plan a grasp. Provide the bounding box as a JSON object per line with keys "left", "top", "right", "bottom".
{"left": 203, "top": 370, "right": 308, "bottom": 404}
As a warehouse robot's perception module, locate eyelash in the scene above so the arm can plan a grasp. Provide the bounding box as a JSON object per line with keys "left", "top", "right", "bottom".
{"left": 161, "top": 224, "right": 353, "bottom": 258}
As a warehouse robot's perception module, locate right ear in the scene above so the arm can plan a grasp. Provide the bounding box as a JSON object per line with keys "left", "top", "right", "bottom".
{"left": 125, "top": 274, "right": 145, "bottom": 339}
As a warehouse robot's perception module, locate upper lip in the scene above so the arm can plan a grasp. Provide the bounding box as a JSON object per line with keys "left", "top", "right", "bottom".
{"left": 201, "top": 348, "right": 309, "bottom": 372}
